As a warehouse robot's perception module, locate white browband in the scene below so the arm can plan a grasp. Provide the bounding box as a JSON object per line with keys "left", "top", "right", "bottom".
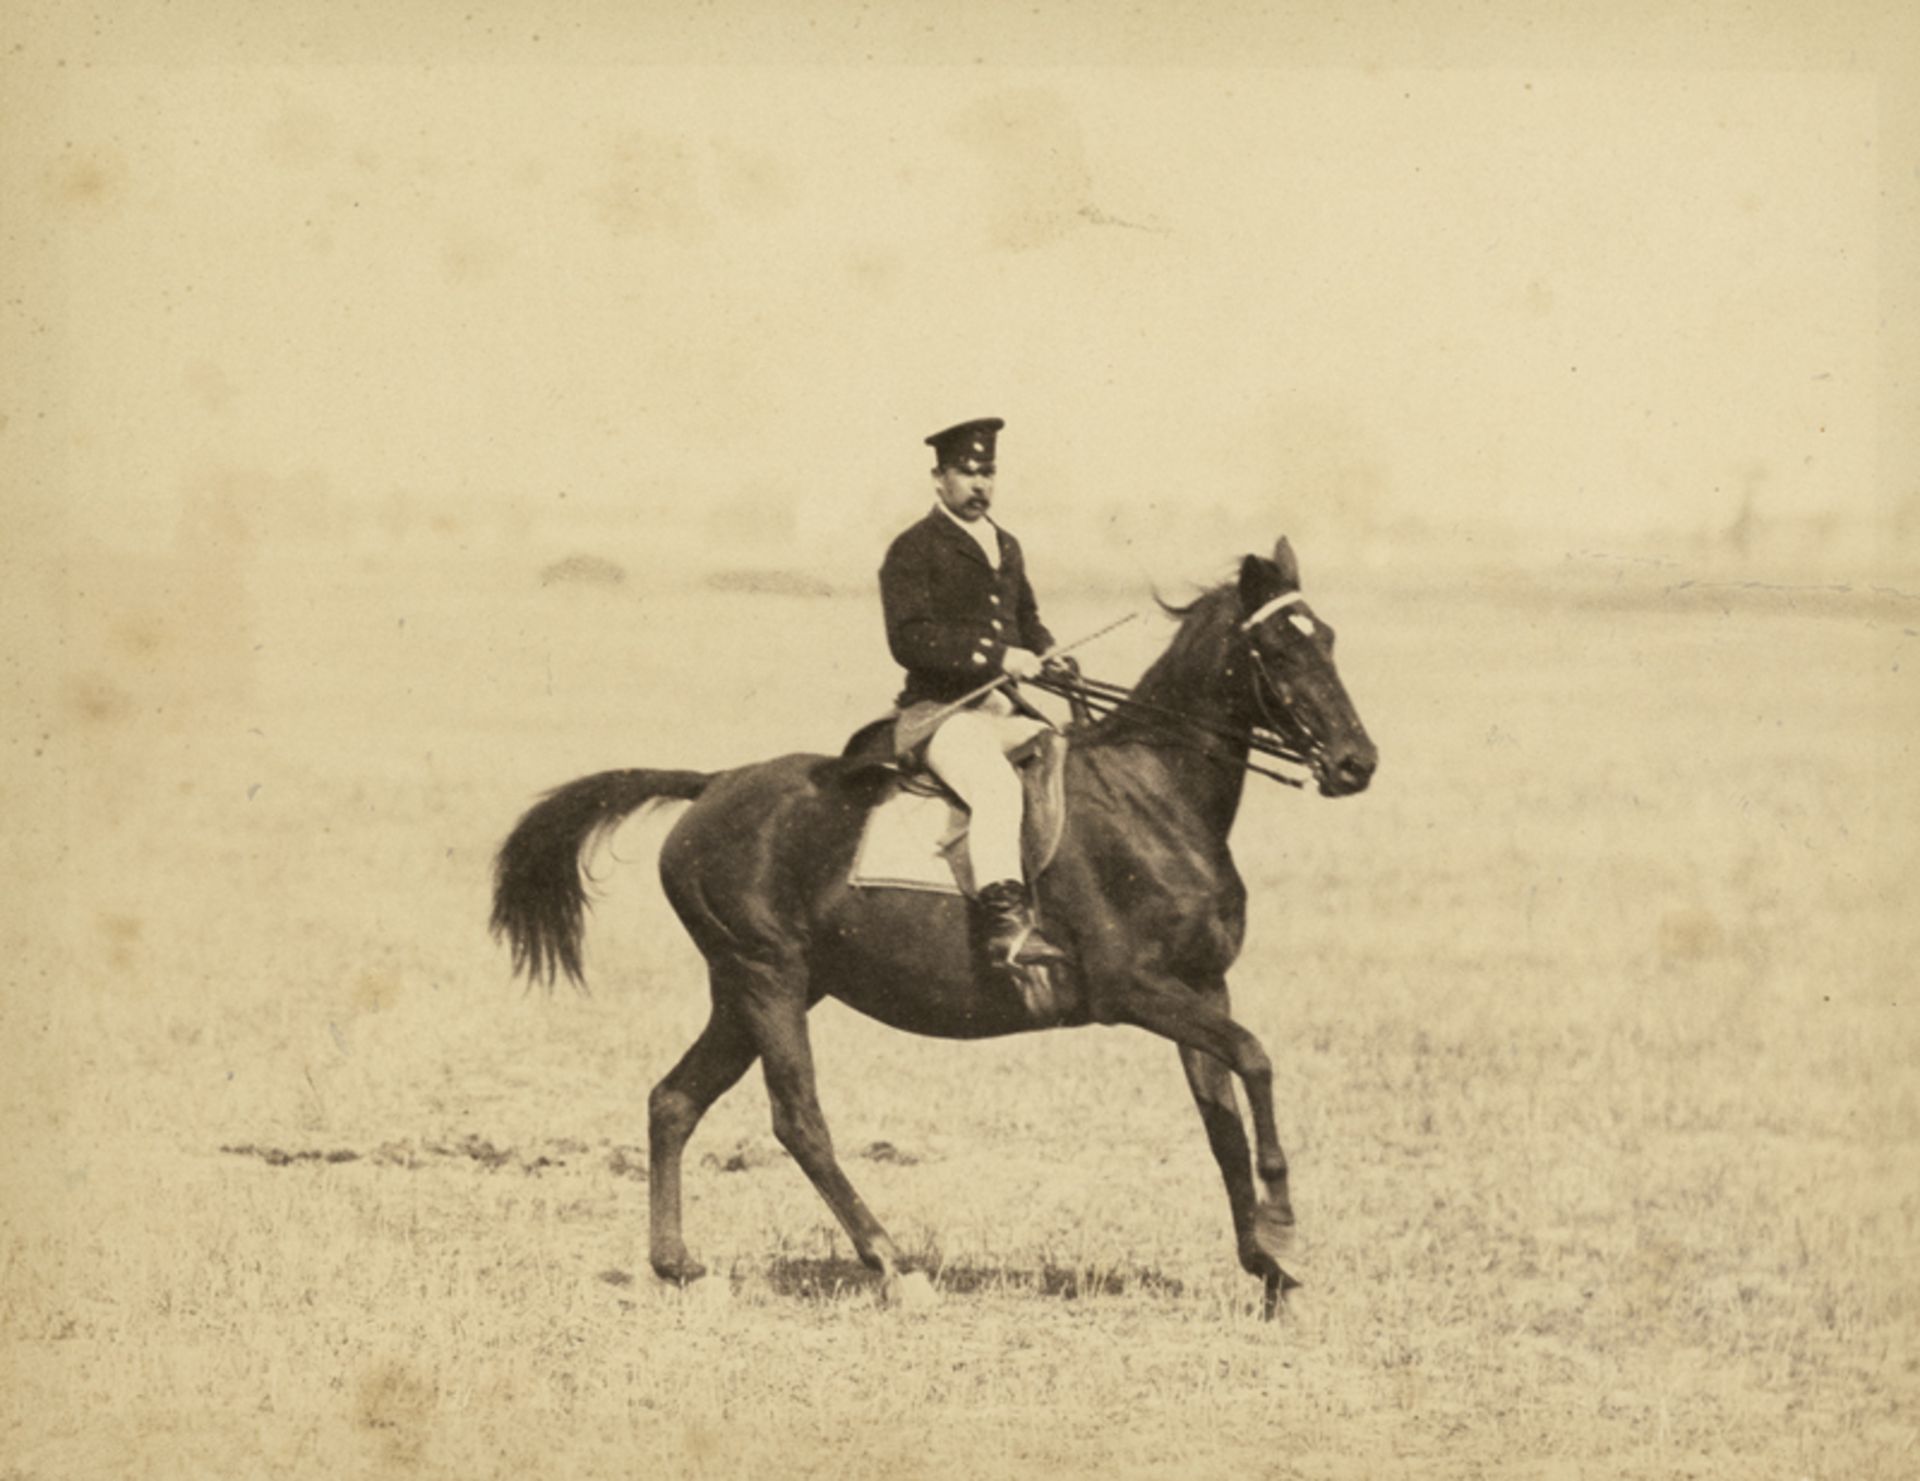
{"left": 1239, "top": 591, "right": 1303, "bottom": 631}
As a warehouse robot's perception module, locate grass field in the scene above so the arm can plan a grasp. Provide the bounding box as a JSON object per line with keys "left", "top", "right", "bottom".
{"left": 3, "top": 531, "right": 1916, "bottom": 1478}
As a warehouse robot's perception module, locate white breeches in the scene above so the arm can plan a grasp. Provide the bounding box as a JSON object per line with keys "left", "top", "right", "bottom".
{"left": 922, "top": 694, "right": 1050, "bottom": 889}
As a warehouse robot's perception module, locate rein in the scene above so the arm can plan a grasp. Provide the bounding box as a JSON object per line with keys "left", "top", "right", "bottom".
{"left": 1028, "top": 658, "right": 1311, "bottom": 789}
{"left": 1016, "top": 587, "right": 1330, "bottom": 791}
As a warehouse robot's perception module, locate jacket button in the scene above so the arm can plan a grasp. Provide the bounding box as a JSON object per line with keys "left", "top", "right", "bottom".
{"left": 992, "top": 619, "right": 1004, "bottom": 631}
{"left": 989, "top": 595, "right": 1001, "bottom": 605}
{"left": 971, "top": 652, "right": 987, "bottom": 666}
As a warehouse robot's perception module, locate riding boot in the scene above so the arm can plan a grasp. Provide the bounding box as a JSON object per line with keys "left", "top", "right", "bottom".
{"left": 974, "top": 879, "right": 1069, "bottom": 969}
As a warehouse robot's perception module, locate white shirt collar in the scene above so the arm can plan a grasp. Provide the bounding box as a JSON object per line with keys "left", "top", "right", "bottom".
{"left": 933, "top": 499, "right": 1001, "bottom": 568}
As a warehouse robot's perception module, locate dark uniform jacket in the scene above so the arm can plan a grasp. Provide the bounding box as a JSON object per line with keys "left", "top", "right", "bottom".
{"left": 880, "top": 507, "right": 1055, "bottom": 708}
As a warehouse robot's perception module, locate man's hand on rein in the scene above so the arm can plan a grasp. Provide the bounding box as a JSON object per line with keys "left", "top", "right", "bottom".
{"left": 1001, "top": 647, "right": 1045, "bottom": 681}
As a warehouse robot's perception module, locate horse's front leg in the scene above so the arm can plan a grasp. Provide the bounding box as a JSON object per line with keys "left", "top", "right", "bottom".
{"left": 1122, "top": 975, "right": 1298, "bottom": 1305}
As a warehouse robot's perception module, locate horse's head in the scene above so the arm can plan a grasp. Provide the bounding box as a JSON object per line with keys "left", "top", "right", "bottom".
{"left": 1236, "top": 537, "right": 1377, "bottom": 798}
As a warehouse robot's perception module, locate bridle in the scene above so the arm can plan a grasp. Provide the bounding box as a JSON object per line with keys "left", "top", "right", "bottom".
{"left": 1237, "top": 590, "right": 1332, "bottom": 779}
{"left": 1030, "top": 591, "right": 1333, "bottom": 789}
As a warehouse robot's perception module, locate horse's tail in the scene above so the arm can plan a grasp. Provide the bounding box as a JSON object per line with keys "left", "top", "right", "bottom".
{"left": 490, "top": 768, "right": 713, "bottom": 989}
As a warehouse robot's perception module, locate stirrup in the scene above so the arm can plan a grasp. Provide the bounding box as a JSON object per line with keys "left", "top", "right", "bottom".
{"left": 1000, "top": 920, "right": 1069, "bottom": 968}
{"left": 977, "top": 880, "right": 1069, "bottom": 969}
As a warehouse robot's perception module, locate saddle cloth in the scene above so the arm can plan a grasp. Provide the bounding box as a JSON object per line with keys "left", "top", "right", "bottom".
{"left": 847, "top": 729, "right": 1068, "bottom": 897}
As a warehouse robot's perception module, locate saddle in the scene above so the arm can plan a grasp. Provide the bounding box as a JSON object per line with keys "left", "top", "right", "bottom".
{"left": 830, "top": 719, "right": 1070, "bottom": 898}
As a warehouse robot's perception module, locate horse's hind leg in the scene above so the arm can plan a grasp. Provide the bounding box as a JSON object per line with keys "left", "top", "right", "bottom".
{"left": 732, "top": 963, "right": 912, "bottom": 1286}
{"left": 648, "top": 1000, "right": 759, "bottom": 1285}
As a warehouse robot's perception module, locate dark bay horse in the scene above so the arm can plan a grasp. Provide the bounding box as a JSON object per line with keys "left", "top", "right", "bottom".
{"left": 491, "top": 537, "right": 1377, "bottom": 1312}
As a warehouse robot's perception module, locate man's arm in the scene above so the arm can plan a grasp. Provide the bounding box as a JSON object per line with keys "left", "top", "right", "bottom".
{"left": 1010, "top": 541, "right": 1055, "bottom": 656}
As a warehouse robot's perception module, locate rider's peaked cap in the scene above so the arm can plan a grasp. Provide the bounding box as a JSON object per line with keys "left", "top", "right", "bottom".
{"left": 925, "top": 418, "right": 1003, "bottom": 473}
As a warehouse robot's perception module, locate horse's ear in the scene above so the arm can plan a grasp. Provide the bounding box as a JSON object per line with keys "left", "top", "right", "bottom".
{"left": 1239, "top": 553, "right": 1282, "bottom": 615}
{"left": 1271, "top": 536, "right": 1301, "bottom": 589}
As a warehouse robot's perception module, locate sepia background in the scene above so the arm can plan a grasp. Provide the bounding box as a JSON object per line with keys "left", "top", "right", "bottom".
{"left": 3, "top": 2, "right": 1916, "bottom": 1477}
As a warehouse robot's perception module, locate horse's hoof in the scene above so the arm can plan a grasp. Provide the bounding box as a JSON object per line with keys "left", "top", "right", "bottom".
{"left": 1252, "top": 1202, "right": 1297, "bottom": 1259}
{"left": 651, "top": 1255, "right": 708, "bottom": 1287}
{"left": 882, "top": 1269, "right": 939, "bottom": 1311}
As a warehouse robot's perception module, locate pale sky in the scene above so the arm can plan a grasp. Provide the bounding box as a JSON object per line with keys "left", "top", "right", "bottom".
{"left": 6, "top": 4, "right": 1916, "bottom": 575}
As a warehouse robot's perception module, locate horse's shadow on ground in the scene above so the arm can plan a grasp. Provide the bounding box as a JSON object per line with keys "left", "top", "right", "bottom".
{"left": 752, "top": 1256, "right": 1186, "bottom": 1303}
{"left": 600, "top": 1257, "right": 1186, "bottom": 1303}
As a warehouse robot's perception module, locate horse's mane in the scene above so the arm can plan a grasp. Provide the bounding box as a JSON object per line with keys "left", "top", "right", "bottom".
{"left": 1075, "top": 581, "right": 1238, "bottom": 751}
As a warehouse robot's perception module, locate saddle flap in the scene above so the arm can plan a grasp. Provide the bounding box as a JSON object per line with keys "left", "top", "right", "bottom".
{"left": 1011, "top": 727, "right": 1069, "bottom": 886}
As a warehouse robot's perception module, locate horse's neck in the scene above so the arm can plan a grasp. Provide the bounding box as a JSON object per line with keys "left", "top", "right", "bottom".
{"left": 1118, "top": 610, "right": 1253, "bottom": 835}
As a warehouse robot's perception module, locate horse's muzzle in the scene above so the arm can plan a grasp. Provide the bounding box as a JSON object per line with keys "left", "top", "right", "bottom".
{"left": 1317, "top": 746, "right": 1377, "bottom": 798}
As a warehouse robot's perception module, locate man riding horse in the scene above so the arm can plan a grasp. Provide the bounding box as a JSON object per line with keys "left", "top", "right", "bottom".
{"left": 879, "top": 417, "right": 1073, "bottom": 973}
{"left": 493, "top": 500, "right": 1379, "bottom": 1310}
